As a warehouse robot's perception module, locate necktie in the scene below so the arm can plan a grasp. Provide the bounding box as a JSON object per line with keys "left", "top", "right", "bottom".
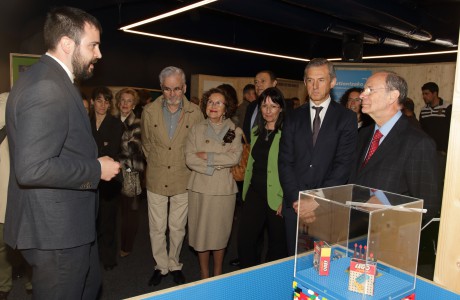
{"left": 312, "top": 106, "right": 323, "bottom": 146}
{"left": 362, "top": 129, "right": 383, "bottom": 167}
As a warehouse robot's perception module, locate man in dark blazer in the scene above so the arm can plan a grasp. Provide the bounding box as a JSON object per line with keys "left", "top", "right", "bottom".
{"left": 348, "top": 72, "right": 439, "bottom": 279}
{"left": 349, "top": 71, "right": 439, "bottom": 224}
{"left": 5, "top": 7, "right": 120, "bottom": 299}
{"left": 279, "top": 58, "right": 357, "bottom": 255}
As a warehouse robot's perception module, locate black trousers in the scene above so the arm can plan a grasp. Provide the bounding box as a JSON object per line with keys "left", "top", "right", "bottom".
{"left": 97, "top": 181, "right": 121, "bottom": 267}
{"left": 21, "top": 241, "right": 101, "bottom": 300}
{"left": 238, "top": 186, "right": 287, "bottom": 268}
{"left": 120, "top": 194, "right": 139, "bottom": 253}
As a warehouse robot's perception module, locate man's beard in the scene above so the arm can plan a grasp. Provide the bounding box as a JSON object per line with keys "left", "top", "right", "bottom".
{"left": 72, "top": 47, "right": 97, "bottom": 81}
{"left": 166, "top": 97, "right": 181, "bottom": 106}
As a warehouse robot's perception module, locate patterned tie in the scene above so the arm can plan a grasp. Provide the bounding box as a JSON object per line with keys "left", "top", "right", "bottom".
{"left": 312, "top": 106, "right": 323, "bottom": 146}
{"left": 362, "top": 129, "right": 383, "bottom": 167}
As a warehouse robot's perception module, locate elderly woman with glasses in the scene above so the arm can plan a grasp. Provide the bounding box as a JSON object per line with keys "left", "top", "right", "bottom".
{"left": 185, "top": 87, "right": 243, "bottom": 279}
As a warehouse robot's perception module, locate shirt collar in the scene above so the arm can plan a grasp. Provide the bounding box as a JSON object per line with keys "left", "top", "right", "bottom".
{"left": 45, "top": 53, "right": 75, "bottom": 83}
{"left": 309, "top": 96, "right": 332, "bottom": 109}
{"left": 374, "top": 110, "right": 402, "bottom": 137}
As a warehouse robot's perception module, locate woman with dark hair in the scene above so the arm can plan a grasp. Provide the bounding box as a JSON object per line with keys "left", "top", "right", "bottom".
{"left": 340, "top": 87, "right": 373, "bottom": 130}
{"left": 115, "top": 88, "right": 145, "bottom": 258}
{"left": 237, "top": 87, "right": 288, "bottom": 268}
{"left": 90, "top": 86, "right": 124, "bottom": 270}
{"left": 185, "top": 87, "right": 243, "bottom": 279}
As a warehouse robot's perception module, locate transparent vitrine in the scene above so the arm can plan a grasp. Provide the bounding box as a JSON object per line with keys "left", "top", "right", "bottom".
{"left": 293, "top": 184, "right": 423, "bottom": 300}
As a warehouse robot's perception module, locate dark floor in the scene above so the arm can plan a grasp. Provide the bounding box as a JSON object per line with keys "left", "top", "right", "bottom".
{"left": 8, "top": 198, "right": 242, "bottom": 300}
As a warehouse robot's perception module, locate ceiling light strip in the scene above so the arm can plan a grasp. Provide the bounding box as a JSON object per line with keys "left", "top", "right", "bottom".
{"left": 123, "top": 29, "right": 310, "bottom": 62}
{"left": 362, "top": 50, "right": 458, "bottom": 60}
{"left": 120, "top": 0, "right": 218, "bottom": 31}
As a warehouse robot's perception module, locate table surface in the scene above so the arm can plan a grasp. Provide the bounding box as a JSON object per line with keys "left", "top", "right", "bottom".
{"left": 127, "top": 257, "right": 460, "bottom": 300}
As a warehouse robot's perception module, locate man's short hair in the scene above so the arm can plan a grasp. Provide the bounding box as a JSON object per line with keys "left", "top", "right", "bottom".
{"left": 159, "top": 66, "right": 186, "bottom": 86}
{"left": 243, "top": 84, "right": 255, "bottom": 94}
{"left": 44, "top": 6, "right": 102, "bottom": 51}
{"left": 385, "top": 72, "right": 408, "bottom": 105}
{"left": 421, "top": 82, "right": 439, "bottom": 94}
{"left": 304, "top": 58, "right": 336, "bottom": 80}
{"left": 256, "top": 70, "right": 277, "bottom": 82}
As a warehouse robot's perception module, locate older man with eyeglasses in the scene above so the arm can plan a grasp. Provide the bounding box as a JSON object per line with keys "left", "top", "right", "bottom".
{"left": 141, "top": 66, "right": 203, "bottom": 286}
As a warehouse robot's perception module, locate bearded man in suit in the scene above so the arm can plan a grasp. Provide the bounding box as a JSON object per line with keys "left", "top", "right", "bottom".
{"left": 5, "top": 7, "right": 120, "bottom": 299}
{"left": 279, "top": 58, "right": 357, "bottom": 255}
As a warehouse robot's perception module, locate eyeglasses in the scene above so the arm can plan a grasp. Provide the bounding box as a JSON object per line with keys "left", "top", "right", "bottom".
{"left": 207, "top": 100, "right": 225, "bottom": 107}
{"left": 348, "top": 97, "right": 362, "bottom": 103}
{"left": 362, "top": 87, "right": 387, "bottom": 95}
{"left": 162, "top": 86, "right": 183, "bottom": 94}
{"left": 261, "top": 104, "right": 281, "bottom": 111}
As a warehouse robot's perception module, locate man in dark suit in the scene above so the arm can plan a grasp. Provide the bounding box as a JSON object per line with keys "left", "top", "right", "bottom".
{"left": 279, "top": 58, "right": 357, "bottom": 255}
{"left": 349, "top": 71, "right": 439, "bottom": 224}
{"left": 348, "top": 72, "right": 439, "bottom": 279}
{"left": 5, "top": 7, "right": 120, "bottom": 299}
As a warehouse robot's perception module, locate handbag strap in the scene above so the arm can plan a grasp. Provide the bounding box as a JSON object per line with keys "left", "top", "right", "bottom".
{"left": 241, "top": 130, "right": 248, "bottom": 145}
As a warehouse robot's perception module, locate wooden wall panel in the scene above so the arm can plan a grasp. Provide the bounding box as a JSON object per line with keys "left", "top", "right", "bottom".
{"left": 433, "top": 44, "right": 460, "bottom": 292}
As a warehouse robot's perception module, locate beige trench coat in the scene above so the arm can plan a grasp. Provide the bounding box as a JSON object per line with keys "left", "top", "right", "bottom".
{"left": 185, "top": 118, "right": 243, "bottom": 195}
{"left": 141, "top": 96, "right": 204, "bottom": 196}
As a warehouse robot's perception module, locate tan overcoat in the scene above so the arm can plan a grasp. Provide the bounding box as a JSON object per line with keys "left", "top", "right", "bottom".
{"left": 141, "top": 96, "right": 204, "bottom": 196}
{"left": 185, "top": 118, "right": 242, "bottom": 195}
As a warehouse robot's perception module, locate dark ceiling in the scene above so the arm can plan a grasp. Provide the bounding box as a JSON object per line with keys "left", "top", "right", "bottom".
{"left": 1, "top": 0, "right": 459, "bottom": 64}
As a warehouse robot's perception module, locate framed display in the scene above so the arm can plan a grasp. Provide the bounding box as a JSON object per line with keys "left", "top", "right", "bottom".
{"left": 10, "top": 53, "right": 40, "bottom": 88}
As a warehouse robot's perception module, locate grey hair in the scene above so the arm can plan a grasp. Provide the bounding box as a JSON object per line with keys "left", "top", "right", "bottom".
{"left": 304, "top": 58, "right": 336, "bottom": 80}
{"left": 384, "top": 71, "right": 408, "bottom": 105}
{"left": 159, "top": 66, "right": 186, "bottom": 86}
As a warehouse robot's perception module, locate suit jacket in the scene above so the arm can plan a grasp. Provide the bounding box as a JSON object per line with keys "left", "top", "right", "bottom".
{"left": 279, "top": 101, "right": 358, "bottom": 207}
{"left": 242, "top": 100, "right": 258, "bottom": 143}
{"left": 90, "top": 114, "right": 124, "bottom": 160}
{"left": 5, "top": 55, "right": 101, "bottom": 250}
{"left": 349, "top": 115, "right": 439, "bottom": 223}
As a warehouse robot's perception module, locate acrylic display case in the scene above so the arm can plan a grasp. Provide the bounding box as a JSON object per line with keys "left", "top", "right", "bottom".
{"left": 293, "top": 184, "right": 424, "bottom": 300}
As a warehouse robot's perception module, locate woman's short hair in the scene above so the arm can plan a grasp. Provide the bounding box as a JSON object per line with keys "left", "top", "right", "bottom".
{"left": 115, "top": 88, "right": 140, "bottom": 107}
{"left": 200, "top": 87, "right": 238, "bottom": 119}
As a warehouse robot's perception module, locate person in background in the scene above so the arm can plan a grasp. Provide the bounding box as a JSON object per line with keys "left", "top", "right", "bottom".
{"left": 402, "top": 97, "right": 420, "bottom": 128}
{"left": 340, "top": 87, "right": 373, "bottom": 131}
{"left": 279, "top": 58, "right": 357, "bottom": 255}
{"left": 5, "top": 7, "right": 120, "bottom": 299}
{"left": 291, "top": 97, "right": 301, "bottom": 109}
{"left": 238, "top": 87, "right": 287, "bottom": 268}
{"left": 81, "top": 92, "right": 90, "bottom": 115}
{"left": 142, "top": 66, "right": 204, "bottom": 286}
{"left": 90, "top": 86, "right": 124, "bottom": 271}
{"left": 419, "top": 82, "right": 451, "bottom": 202}
{"left": 134, "top": 89, "right": 153, "bottom": 118}
{"left": 233, "top": 84, "right": 256, "bottom": 129}
{"left": 115, "top": 88, "right": 145, "bottom": 258}
{"left": 185, "top": 87, "right": 242, "bottom": 279}
{"left": 0, "top": 92, "right": 33, "bottom": 300}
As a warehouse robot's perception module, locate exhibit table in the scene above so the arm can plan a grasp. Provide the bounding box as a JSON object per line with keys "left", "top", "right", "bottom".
{"left": 126, "top": 256, "right": 460, "bottom": 300}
